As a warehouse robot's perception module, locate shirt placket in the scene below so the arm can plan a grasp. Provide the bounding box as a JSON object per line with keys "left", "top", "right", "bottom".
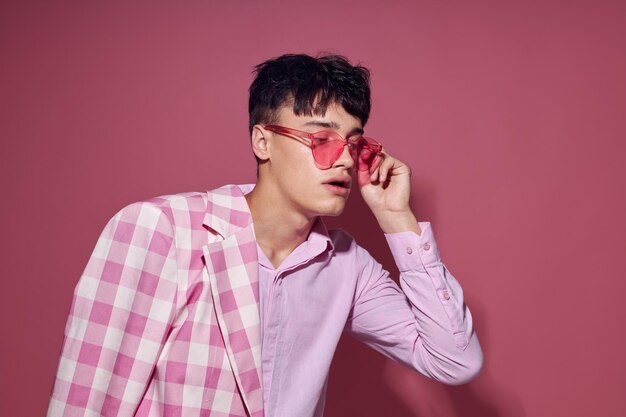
{"left": 263, "top": 270, "right": 285, "bottom": 413}
{"left": 263, "top": 256, "right": 318, "bottom": 415}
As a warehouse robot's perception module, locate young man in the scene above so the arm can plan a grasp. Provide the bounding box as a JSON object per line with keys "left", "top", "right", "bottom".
{"left": 48, "top": 54, "right": 483, "bottom": 417}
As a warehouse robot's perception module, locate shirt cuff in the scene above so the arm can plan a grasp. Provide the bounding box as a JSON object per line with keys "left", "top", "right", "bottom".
{"left": 384, "top": 221, "right": 441, "bottom": 272}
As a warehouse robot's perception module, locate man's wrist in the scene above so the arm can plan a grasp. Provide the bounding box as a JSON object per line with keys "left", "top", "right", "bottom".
{"left": 375, "top": 210, "right": 422, "bottom": 235}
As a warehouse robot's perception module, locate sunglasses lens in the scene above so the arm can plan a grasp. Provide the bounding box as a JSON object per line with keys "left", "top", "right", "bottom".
{"left": 358, "top": 137, "right": 381, "bottom": 151}
{"left": 311, "top": 133, "right": 346, "bottom": 168}
{"left": 311, "top": 134, "right": 382, "bottom": 169}
{"left": 356, "top": 137, "right": 382, "bottom": 171}
{"left": 312, "top": 140, "right": 344, "bottom": 168}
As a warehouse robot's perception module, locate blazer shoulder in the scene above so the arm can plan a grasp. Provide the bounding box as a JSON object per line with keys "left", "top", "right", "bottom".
{"left": 111, "top": 192, "right": 208, "bottom": 230}
{"left": 143, "top": 191, "right": 208, "bottom": 211}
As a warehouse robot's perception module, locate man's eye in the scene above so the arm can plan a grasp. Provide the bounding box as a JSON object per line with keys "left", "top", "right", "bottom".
{"left": 349, "top": 136, "right": 364, "bottom": 143}
{"left": 314, "top": 136, "right": 332, "bottom": 143}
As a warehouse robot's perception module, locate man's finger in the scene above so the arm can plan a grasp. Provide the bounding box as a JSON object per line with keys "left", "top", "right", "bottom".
{"left": 358, "top": 149, "right": 373, "bottom": 172}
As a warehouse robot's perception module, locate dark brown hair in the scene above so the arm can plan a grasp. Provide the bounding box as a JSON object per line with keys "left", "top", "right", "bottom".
{"left": 248, "top": 53, "right": 371, "bottom": 135}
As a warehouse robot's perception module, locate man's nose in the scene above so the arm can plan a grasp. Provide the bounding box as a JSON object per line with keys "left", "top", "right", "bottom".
{"left": 332, "top": 143, "right": 355, "bottom": 169}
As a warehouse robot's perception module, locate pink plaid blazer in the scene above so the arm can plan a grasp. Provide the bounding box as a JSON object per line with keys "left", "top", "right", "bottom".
{"left": 48, "top": 184, "right": 264, "bottom": 417}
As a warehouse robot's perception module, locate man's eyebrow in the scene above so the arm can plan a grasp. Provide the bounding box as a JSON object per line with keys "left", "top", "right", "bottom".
{"left": 303, "top": 120, "right": 364, "bottom": 135}
{"left": 303, "top": 120, "right": 340, "bottom": 129}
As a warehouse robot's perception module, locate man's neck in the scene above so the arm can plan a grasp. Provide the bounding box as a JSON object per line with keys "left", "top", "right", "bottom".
{"left": 245, "top": 180, "right": 316, "bottom": 269}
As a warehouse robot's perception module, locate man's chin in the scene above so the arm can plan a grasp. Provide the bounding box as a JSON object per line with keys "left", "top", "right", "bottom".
{"left": 319, "top": 202, "right": 347, "bottom": 217}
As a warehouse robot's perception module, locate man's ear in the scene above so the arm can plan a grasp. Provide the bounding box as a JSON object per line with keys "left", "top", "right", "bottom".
{"left": 250, "top": 125, "right": 271, "bottom": 162}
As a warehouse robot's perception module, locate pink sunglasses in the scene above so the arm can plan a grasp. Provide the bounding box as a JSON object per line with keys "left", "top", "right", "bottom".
{"left": 263, "top": 125, "right": 383, "bottom": 170}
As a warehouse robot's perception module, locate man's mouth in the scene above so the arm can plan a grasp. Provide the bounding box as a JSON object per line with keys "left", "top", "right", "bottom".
{"left": 327, "top": 180, "right": 350, "bottom": 189}
{"left": 323, "top": 176, "right": 352, "bottom": 192}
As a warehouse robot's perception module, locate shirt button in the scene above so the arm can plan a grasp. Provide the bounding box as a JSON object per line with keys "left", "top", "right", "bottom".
{"left": 423, "top": 243, "right": 431, "bottom": 251}
{"left": 406, "top": 247, "right": 413, "bottom": 254}
{"left": 442, "top": 291, "right": 450, "bottom": 300}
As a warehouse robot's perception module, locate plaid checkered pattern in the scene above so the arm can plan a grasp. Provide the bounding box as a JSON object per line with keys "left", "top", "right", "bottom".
{"left": 48, "top": 184, "right": 264, "bottom": 417}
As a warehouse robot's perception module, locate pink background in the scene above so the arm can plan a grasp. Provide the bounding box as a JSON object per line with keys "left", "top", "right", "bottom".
{"left": 2, "top": 1, "right": 625, "bottom": 416}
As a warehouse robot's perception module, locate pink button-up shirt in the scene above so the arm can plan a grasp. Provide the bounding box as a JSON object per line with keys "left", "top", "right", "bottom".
{"left": 257, "top": 217, "right": 483, "bottom": 417}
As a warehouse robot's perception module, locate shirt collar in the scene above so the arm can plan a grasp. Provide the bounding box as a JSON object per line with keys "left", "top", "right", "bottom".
{"left": 203, "top": 184, "right": 335, "bottom": 257}
{"left": 306, "top": 216, "right": 335, "bottom": 255}
{"left": 256, "top": 216, "right": 334, "bottom": 271}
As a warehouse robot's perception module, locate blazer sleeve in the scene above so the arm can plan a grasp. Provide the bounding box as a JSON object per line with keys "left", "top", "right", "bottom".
{"left": 47, "top": 202, "right": 179, "bottom": 416}
{"left": 344, "top": 222, "right": 483, "bottom": 385}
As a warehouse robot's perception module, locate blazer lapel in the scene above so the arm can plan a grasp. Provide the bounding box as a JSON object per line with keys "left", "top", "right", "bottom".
{"left": 202, "top": 184, "right": 264, "bottom": 417}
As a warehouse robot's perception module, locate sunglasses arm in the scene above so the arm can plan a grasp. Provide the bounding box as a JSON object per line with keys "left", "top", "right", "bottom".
{"left": 279, "top": 132, "right": 313, "bottom": 147}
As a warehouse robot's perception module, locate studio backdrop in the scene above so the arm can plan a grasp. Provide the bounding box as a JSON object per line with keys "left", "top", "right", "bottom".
{"left": 1, "top": 1, "right": 625, "bottom": 416}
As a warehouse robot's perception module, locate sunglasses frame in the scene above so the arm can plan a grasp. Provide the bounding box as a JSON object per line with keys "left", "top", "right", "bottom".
{"left": 263, "top": 124, "right": 383, "bottom": 170}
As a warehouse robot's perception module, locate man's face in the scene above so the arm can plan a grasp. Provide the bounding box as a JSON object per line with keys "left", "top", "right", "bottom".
{"left": 259, "top": 103, "right": 364, "bottom": 219}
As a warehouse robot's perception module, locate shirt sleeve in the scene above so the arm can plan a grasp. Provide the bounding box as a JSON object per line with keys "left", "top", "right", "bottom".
{"left": 47, "top": 202, "right": 179, "bottom": 416}
{"left": 344, "top": 221, "right": 483, "bottom": 385}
